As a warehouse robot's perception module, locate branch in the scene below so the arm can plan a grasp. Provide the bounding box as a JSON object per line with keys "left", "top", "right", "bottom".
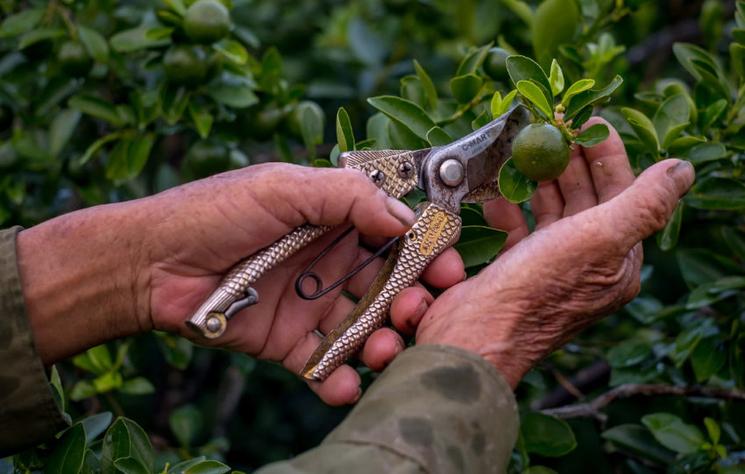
{"left": 542, "top": 384, "right": 745, "bottom": 421}
{"left": 532, "top": 360, "right": 610, "bottom": 410}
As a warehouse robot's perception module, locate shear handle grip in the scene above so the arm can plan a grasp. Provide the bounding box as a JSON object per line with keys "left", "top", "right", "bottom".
{"left": 186, "top": 224, "right": 331, "bottom": 338}
{"left": 301, "top": 202, "right": 462, "bottom": 381}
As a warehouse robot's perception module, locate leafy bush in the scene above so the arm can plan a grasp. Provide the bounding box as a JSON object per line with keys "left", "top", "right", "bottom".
{"left": 1, "top": 0, "right": 744, "bottom": 473}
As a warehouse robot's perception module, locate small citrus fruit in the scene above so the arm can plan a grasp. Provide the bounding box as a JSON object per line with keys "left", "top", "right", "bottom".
{"left": 58, "top": 41, "right": 92, "bottom": 77}
{"left": 163, "top": 45, "right": 208, "bottom": 86}
{"left": 511, "top": 123, "right": 570, "bottom": 181}
{"left": 483, "top": 47, "right": 510, "bottom": 82}
{"left": 183, "top": 0, "right": 231, "bottom": 44}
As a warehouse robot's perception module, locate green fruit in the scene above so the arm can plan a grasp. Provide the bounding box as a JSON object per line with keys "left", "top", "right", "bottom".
{"left": 250, "top": 106, "right": 284, "bottom": 140}
{"left": 163, "top": 45, "right": 208, "bottom": 87}
{"left": 183, "top": 140, "right": 231, "bottom": 178}
{"left": 183, "top": 0, "right": 231, "bottom": 44}
{"left": 483, "top": 47, "right": 510, "bottom": 82}
{"left": 58, "top": 41, "right": 92, "bottom": 77}
{"left": 511, "top": 123, "right": 570, "bottom": 182}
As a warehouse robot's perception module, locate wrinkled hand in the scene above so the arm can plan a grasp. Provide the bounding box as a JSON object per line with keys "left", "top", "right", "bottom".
{"left": 410, "top": 119, "right": 695, "bottom": 387}
{"left": 144, "top": 163, "right": 464, "bottom": 404}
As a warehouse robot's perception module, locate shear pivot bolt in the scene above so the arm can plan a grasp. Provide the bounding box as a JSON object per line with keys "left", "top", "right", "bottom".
{"left": 369, "top": 169, "right": 385, "bottom": 186}
{"left": 206, "top": 316, "right": 223, "bottom": 333}
{"left": 439, "top": 159, "right": 464, "bottom": 187}
{"left": 398, "top": 161, "right": 414, "bottom": 179}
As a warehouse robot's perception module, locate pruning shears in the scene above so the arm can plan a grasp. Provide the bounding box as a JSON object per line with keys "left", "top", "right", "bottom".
{"left": 185, "top": 104, "right": 529, "bottom": 381}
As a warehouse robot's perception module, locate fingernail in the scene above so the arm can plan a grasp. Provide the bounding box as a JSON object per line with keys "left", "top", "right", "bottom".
{"left": 666, "top": 161, "right": 694, "bottom": 179}
{"left": 386, "top": 197, "right": 415, "bottom": 226}
{"left": 352, "top": 387, "right": 362, "bottom": 403}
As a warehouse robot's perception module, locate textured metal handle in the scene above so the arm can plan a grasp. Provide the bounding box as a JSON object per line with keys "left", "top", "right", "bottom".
{"left": 301, "top": 202, "right": 462, "bottom": 381}
{"left": 186, "top": 224, "right": 331, "bottom": 338}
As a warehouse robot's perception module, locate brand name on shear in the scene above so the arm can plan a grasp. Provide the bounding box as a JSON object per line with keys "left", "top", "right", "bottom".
{"left": 419, "top": 210, "right": 449, "bottom": 256}
{"left": 461, "top": 133, "right": 488, "bottom": 152}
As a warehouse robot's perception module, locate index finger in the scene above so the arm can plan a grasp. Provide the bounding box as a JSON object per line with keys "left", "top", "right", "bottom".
{"left": 580, "top": 117, "right": 635, "bottom": 203}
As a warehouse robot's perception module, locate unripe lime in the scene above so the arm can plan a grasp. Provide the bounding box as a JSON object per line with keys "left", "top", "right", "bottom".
{"left": 511, "top": 123, "right": 570, "bottom": 182}
{"left": 483, "top": 47, "right": 510, "bottom": 82}
{"left": 183, "top": 0, "right": 231, "bottom": 44}
{"left": 183, "top": 140, "right": 231, "bottom": 178}
{"left": 58, "top": 41, "right": 92, "bottom": 77}
{"left": 163, "top": 45, "right": 208, "bottom": 87}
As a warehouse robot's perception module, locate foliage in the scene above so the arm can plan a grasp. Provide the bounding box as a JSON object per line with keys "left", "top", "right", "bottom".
{"left": 1, "top": 0, "right": 745, "bottom": 473}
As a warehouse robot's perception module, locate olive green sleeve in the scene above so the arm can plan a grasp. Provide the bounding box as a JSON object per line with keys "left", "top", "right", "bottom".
{"left": 257, "top": 344, "right": 519, "bottom": 474}
{"left": 0, "top": 227, "right": 67, "bottom": 457}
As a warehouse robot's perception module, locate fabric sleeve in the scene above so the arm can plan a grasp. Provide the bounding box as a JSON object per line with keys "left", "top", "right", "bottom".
{"left": 256, "top": 344, "right": 519, "bottom": 474}
{"left": 0, "top": 226, "right": 67, "bottom": 457}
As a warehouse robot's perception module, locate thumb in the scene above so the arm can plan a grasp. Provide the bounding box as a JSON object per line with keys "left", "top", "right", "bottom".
{"left": 599, "top": 159, "right": 694, "bottom": 250}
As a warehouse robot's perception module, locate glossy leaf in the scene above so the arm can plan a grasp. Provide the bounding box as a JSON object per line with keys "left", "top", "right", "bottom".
{"left": 491, "top": 90, "right": 517, "bottom": 118}
{"left": 575, "top": 124, "right": 609, "bottom": 147}
{"left": 549, "top": 59, "right": 565, "bottom": 96}
{"left": 454, "top": 225, "right": 508, "bottom": 268}
{"left": 456, "top": 44, "right": 491, "bottom": 76}
{"left": 50, "top": 109, "right": 82, "bottom": 158}
{"left": 79, "top": 26, "right": 110, "bottom": 62}
{"left": 561, "top": 79, "right": 595, "bottom": 106}
{"left": 413, "top": 60, "right": 438, "bottom": 110}
{"left": 450, "top": 74, "right": 483, "bottom": 104}
{"left": 498, "top": 158, "right": 537, "bottom": 204}
{"left": 208, "top": 75, "right": 259, "bottom": 108}
{"left": 642, "top": 413, "right": 705, "bottom": 454}
{"left": 101, "top": 417, "right": 154, "bottom": 474}
{"left": 521, "top": 412, "right": 577, "bottom": 457}
{"left": 170, "top": 405, "right": 203, "bottom": 448}
{"left": 189, "top": 103, "right": 214, "bottom": 139}
{"left": 687, "top": 142, "right": 726, "bottom": 164}
{"left": 335, "top": 107, "right": 355, "bottom": 152}
{"left": 182, "top": 460, "right": 231, "bottom": 474}
{"left": 105, "top": 133, "right": 155, "bottom": 181}
{"left": 0, "top": 9, "right": 44, "bottom": 38}
{"left": 81, "top": 412, "right": 113, "bottom": 444}
{"left": 506, "top": 55, "right": 552, "bottom": 102}
{"left": 110, "top": 27, "right": 171, "bottom": 53}
{"left": 657, "top": 201, "right": 683, "bottom": 251}
{"left": 516, "top": 80, "right": 553, "bottom": 119}
{"left": 425, "top": 126, "right": 451, "bottom": 146}
{"left": 212, "top": 39, "right": 249, "bottom": 65}
{"left": 621, "top": 107, "right": 659, "bottom": 155}
{"left": 687, "top": 177, "right": 745, "bottom": 211}
{"left": 46, "top": 424, "right": 86, "bottom": 474}
{"left": 691, "top": 337, "right": 726, "bottom": 382}
{"left": 119, "top": 377, "right": 155, "bottom": 395}
{"left": 367, "top": 96, "right": 436, "bottom": 140}
{"left": 565, "top": 75, "right": 623, "bottom": 120}
{"left": 654, "top": 94, "right": 690, "bottom": 149}
{"left": 69, "top": 95, "right": 127, "bottom": 127}
{"left": 602, "top": 424, "right": 675, "bottom": 464}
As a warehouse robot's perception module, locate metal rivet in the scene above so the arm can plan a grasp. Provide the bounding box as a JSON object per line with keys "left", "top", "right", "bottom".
{"left": 206, "top": 316, "right": 223, "bottom": 333}
{"left": 398, "top": 161, "right": 414, "bottom": 179}
{"left": 369, "top": 169, "right": 385, "bottom": 186}
{"left": 439, "top": 159, "right": 465, "bottom": 187}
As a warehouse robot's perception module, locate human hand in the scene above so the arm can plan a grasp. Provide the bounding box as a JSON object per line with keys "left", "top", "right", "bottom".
{"left": 19, "top": 163, "right": 464, "bottom": 406}
{"left": 412, "top": 119, "right": 695, "bottom": 387}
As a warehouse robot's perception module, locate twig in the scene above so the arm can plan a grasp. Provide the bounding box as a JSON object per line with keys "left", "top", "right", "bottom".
{"left": 542, "top": 384, "right": 745, "bottom": 421}
{"left": 532, "top": 360, "right": 610, "bottom": 410}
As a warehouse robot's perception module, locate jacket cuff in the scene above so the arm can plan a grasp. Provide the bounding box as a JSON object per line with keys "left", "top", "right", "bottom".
{"left": 325, "top": 344, "right": 519, "bottom": 473}
{"left": 0, "top": 227, "right": 67, "bottom": 456}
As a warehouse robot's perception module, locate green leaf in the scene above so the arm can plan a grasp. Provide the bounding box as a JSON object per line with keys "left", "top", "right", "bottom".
{"left": 575, "top": 124, "right": 609, "bottom": 147}
{"left": 336, "top": 107, "right": 355, "bottom": 152}
{"left": 602, "top": 424, "right": 675, "bottom": 464}
{"left": 76, "top": 132, "right": 122, "bottom": 167}
{"left": 79, "top": 26, "right": 110, "bottom": 63}
{"left": 691, "top": 337, "right": 726, "bottom": 382}
{"left": 502, "top": 0, "right": 534, "bottom": 27}
{"left": 642, "top": 413, "right": 705, "bottom": 454}
{"left": 721, "top": 227, "right": 745, "bottom": 261}
{"left": 450, "top": 74, "right": 483, "bottom": 104}
{"left": 188, "top": 103, "right": 214, "bottom": 139}
{"left": 498, "top": 158, "right": 536, "bottom": 204}
{"left": 106, "top": 134, "right": 155, "bottom": 182}
{"left": 524, "top": 468, "right": 556, "bottom": 474}
{"left": 454, "top": 225, "right": 508, "bottom": 268}
{"left": 110, "top": 27, "right": 171, "bottom": 53}
{"left": 621, "top": 107, "right": 659, "bottom": 155}
{"left": 18, "top": 28, "right": 65, "bottom": 50}
{"left": 702, "top": 99, "right": 728, "bottom": 129}
{"left": 367, "top": 96, "right": 436, "bottom": 141}
{"left": 80, "top": 412, "right": 113, "bottom": 443}
{"left": 521, "top": 412, "right": 577, "bottom": 457}
{"left": 668, "top": 136, "right": 706, "bottom": 155}
{"left": 516, "top": 80, "right": 554, "bottom": 119}
{"left": 653, "top": 94, "right": 690, "bottom": 149}
{"left": 677, "top": 248, "right": 743, "bottom": 289}
{"left": 687, "top": 177, "right": 745, "bottom": 211}
{"left": 0, "top": 9, "right": 44, "bottom": 38}
{"left": 119, "top": 377, "right": 155, "bottom": 396}
{"left": 163, "top": 0, "right": 187, "bottom": 15}
{"left": 69, "top": 95, "right": 128, "bottom": 127}
{"left": 50, "top": 109, "right": 81, "bottom": 158}
{"left": 155, "top": 332, "right": 193, "bottom": 370}
{"left": 46, "top": 423, "right": 86, "bottom": 474}
{"left": 413, "top": 60, "right": 438, "bottom": 110}
{"left": 93, "top": 371, "right": 123, "bottom": 393}
{"left": 425, "top": 126, "right": 452, "bottom": 146}
{"left": 114, "top": 457, "right": 149, "bottom": 473}
{"left": 212, "top": 39, "right": 249, "bottom": 65}
{"left": 532, "top": 0, "right": 580, "bottom": 67}
{"left": 704, "top": 418, "right": 721, "bottom": 444}
{"left": 549, "top": 59, "right": 565, "bottom": 96}
{"left": 607, "top": 340, "right": 651, "bottom": 368}
{"left": 673, "top": 43, "right": 731, "bottom": 100}
{"left": 169, "top": 405, "right": 203, "bottom": 448}
{"left": 491, "top": 90, "right": 517, "bottom": 118}
{"left": 74, "top": 344, "right": 113, "bottom": 374}
{"left": 208, "top": 74, "right": 259, "bottom": 109}
{"left": 506, "top": 55, "right": 552, "bottom": 102}
{"left": 687, "top": 142, "right": 726, "bottom": 164}
{"left": 101, "top": 417, "right": 154, "bottom": 474}
{"left": 565, "top": 75, "right": 623, "bottom": 120}
{"left": 456, "top": 44, "right": 492, "bottom": 76}
{"left": 561, "top": 79, "right": 595, "bottom": 106}
{"left": 297, "top": 102, "right": 325, "bottom": 157}
{"left": 182, "top": 460, "right": 231, "bottom": 474}
{"left": 657, "top": 201, "right": 683, "bottom": 251}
